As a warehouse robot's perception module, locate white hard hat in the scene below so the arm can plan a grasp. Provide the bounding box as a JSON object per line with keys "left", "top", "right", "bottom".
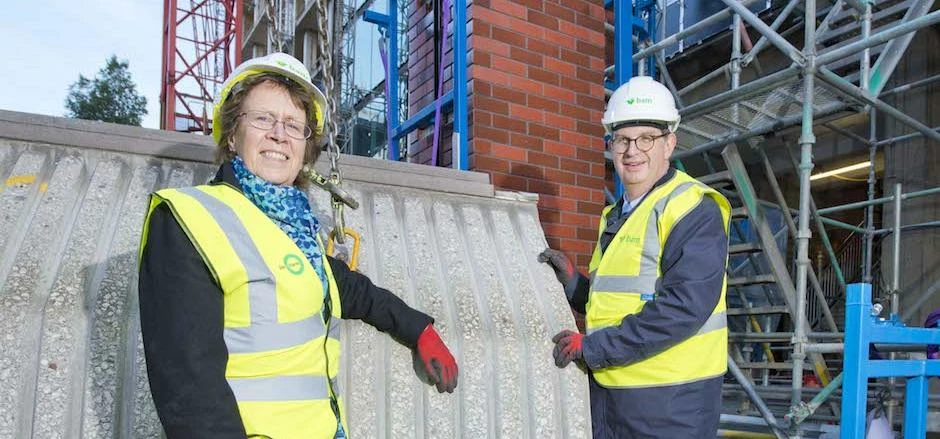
{"left": 601, "top": 76, "right": 680, "bottom": 134}
{"left": 212, "top": 52, "right": 328, "bottom": 144}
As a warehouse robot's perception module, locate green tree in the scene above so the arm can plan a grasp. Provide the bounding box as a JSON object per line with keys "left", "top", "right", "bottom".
{"left": 65, "top": 55, "right": 148, "bottom": 126}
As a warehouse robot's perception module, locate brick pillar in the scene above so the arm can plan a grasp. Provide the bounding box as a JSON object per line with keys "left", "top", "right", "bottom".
{"left": 467, "top": 0, "right": 607, "bottom": 269}
{"left": 407, "top": 0, "right": 608, "bottom": 270}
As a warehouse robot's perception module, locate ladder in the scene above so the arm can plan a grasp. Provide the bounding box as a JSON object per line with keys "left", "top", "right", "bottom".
{"left": 693, "top": 143, "right": 844, "bottom": 426}
{"left": 718, "top": 143, "right": 835, "bottom": 384}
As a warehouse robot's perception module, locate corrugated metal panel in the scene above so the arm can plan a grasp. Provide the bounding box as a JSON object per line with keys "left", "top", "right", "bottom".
{"left": 0, "top": 112, "right": 590, "bottom": 439}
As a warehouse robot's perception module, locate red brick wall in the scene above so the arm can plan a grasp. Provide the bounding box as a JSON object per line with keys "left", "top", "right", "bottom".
{"left": 408, "top": 0, "right": 608, "bottom": 270}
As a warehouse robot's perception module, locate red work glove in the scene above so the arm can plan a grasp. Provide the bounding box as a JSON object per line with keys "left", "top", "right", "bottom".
{"left": 416, "top": 324, "right": 458, "bottom": 393}
{"left": 538, "top": 248, "right": 576, "bottom": 288}
{"left": 551, "top": 329, "right": 584, "bottom": 368}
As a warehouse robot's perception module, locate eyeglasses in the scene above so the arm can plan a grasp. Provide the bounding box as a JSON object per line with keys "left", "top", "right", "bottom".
{"left": 239, "top": 110, "right": 312, "bottom": 140}
{"left": 607, "top": 132, "right": 669, "bottom": 153}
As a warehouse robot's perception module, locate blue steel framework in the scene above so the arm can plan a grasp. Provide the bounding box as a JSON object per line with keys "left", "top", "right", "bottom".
{"left": 842, "top": 283, "right": 940, "bottom": 438}
{"left": 364, "top": 0, "right": 469, "bottom": 170}
{"left": 606, "top": 0, "right": 657, "bottom": 198}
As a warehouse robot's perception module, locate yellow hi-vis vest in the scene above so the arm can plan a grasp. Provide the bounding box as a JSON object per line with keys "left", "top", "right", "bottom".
{"left": 586, "top": 170, "right": 731, "bottom": 388}
{"left": 140, "top": 183, "right": 347, "bottom": 439}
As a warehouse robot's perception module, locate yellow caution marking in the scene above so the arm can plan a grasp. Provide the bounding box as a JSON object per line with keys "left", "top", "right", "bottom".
{"left": 3, "top": 174, "right": 47, "bottom": 193}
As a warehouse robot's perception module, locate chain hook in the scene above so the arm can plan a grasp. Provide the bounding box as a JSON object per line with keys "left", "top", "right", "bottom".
{"left": 313, "top": 0, "right": 351, "bottom": 246}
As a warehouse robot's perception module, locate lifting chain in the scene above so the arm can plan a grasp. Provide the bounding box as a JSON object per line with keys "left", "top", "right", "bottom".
{"left": 263, "top": 0, "right": 291, "bottom": 53}
{"left": 312, "top": 0, "right": 358, "bottom": 254}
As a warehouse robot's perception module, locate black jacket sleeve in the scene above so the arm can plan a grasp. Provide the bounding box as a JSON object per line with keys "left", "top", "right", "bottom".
{"left": 138, "top": 203, "right": 247, "bottom": 438}
{"left": 581, "top": 197, "right": 728, "bottom": 369}
{"left": 328, "top": 256, "right": 433, "bottom": 348}
{"left": 566, "top": 272, "right": 591, "bottom": 314}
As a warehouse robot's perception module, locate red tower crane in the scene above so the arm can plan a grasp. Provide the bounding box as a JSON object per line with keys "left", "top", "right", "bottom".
{"left": 160, "top": 0, "right": 242, "bottom": 133}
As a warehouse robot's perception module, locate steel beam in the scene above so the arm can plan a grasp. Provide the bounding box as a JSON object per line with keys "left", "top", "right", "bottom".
{"left": 816, "top": 9, "right": 940, "bottom": 66}
{"left": 868, "top": 0, "right": 936, "bottom": 95}
{"left": 816, "top": 67, "right": 940, "bottom": 143}
{"left": 822, "top": 123, "right": 871, "bottom": 146}
{"left": 677, "top": 64, "right": 728, "bottom": 97}
{"left": 817, "top": 186, "right": 940, "bottom": 215}
{"left": 790, "top": 1, "right": 818, "bottom": 423}
{"left": 633, "top": 0, "right": 764, "bottom": 61}
{"left": 741, "top": 0, "right": 800, "bottom": 66}
{"left": 727, "top": 357, "right": 788, "bottom": 439}
{"left": 875, "top": 126, "right": 940, "bottom": 146}
{"left": 881, "top": 73, "right": 940, "bottom": 97}
{"left": 763, "top": 147, "right": 839, "bottom": 332}
{"left": 819, "top": 217, "right": 870, "bottom": 234}
{"left": 718, "top": 0, "right": 804, "bottom": 65}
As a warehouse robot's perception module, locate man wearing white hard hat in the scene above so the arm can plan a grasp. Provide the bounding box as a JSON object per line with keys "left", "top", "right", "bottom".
{"left": 139, "top": 52, "right": 458, "bottom": 439}
{"left": 539, "top": 76, "right": 731, "bottom": 438}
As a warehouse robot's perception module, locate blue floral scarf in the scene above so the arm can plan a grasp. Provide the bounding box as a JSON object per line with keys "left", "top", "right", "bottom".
{"left": 231, "top": 156, "right": 328, "bottom": 296}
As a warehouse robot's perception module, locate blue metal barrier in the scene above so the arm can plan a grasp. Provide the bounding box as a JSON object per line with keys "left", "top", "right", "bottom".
{"left": 365, "top": 0, "right": 468, "bottom": 169}
{"left": 843, "top": 283, "right": 940, "bottom": 438}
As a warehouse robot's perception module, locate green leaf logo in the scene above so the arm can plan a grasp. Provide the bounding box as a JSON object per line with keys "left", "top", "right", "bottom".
{"left": 282, "top": 253, "right": 305, "bottom": 275}
{"left": 628, "top": 97, "right": 654, "bottom": 105}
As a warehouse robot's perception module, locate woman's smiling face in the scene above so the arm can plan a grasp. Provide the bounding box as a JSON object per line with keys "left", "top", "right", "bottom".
{"left": 232, "top": 81, "right": 308, "bottom": 186}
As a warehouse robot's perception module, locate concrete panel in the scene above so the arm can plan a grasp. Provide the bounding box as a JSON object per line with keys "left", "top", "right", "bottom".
{"left": 0, "top": 115, "right": 590, "bottom": 438}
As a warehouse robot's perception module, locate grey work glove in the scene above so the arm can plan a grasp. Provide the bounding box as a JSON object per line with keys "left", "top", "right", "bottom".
{"left": 538, "top": 248, "right": 576, "bottom": 289}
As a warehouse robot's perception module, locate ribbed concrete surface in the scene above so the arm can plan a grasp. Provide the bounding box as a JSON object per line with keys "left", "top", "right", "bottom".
{"left": 0, "top": 111, "right": 590, "bottom": 439}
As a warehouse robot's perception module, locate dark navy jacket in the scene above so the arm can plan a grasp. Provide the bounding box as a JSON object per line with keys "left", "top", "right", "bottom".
{"left": 566, "top": 168, "right": 728, "bottom": 439}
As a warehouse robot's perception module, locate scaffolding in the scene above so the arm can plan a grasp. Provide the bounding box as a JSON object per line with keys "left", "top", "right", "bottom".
{"left": 341, "top": 0, "right": 405, "bottom": 159}
{"left": 159, "top": 0, "right": 940, "bottom": 434}
{"left": 609, "top": 0, "right": 940, "bottom": 436}
{"left": 160, "top": 0, "right": 241, "bottom": 133}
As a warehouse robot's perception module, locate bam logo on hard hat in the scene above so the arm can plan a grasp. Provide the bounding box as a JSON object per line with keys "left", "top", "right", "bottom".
{"left": 275, "top": 59, "right": 305, "bottom": 76}
{"left": 626, "top": 97, "right": 654, "bottom": 105}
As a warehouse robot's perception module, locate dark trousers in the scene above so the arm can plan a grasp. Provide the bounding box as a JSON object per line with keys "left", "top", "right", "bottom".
{"left": 589, "top": 375, "right": 723, "bottom": 439}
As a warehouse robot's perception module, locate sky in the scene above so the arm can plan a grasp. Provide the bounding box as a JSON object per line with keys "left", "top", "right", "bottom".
{"left": 0, "top": 0, "right": 164, "bottom": 129}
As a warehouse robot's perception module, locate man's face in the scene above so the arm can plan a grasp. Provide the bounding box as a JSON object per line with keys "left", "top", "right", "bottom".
{"left": 609, "top": 125, "right": 676, "bottom": 194}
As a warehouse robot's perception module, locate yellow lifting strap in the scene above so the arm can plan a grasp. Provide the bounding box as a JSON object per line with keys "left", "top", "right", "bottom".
{"left": 326, "top": 227, "right": 361, "bottom": 271}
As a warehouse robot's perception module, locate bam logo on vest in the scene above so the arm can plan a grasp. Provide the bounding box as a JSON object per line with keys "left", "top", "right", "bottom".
{"left": 619, "top": 235, "right": 641, "bottom": 245}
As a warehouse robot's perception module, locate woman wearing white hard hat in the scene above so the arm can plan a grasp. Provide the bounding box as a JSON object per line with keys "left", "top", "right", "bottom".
{"left": 138, "top": 52, "right": 458, "bottom": 439}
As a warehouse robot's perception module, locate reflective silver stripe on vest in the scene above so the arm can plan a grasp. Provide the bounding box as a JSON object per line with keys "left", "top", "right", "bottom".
{"left": 178, "top": 187, "right": 327, "bottom": 353}
{"left": 591, "top": 274, "right": 659, "bottom": 293}
{"left": 225, "top": 315, "right": 325, "bottom": 354}
{"left": 587, "top": 310, "right": 727, "bottom": 336}
{"left": 227, "top": 375, "right": 329, "bottom": 401}
{"left": 642, "top": 182, "right": 698, "bottom": 272}
{"left": 590, "top": 183, "right": 698, "bottom": 295}
{"left": 331, "top": 377, "right": 341, "bottom": 395}
{"left": 180, "top": 188, "right": 278, "bottom": 324}
{"left": 696, "top": 310, "right": 727, "bottom": 335}
{"left": 328, "top": 318, "right": 342, "bottom": 342}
